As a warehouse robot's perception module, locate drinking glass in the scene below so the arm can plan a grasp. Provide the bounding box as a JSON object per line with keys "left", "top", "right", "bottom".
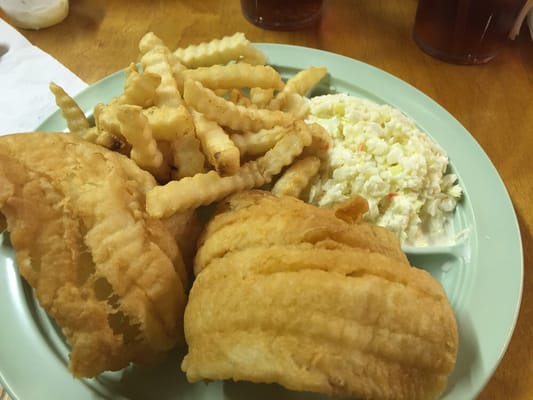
{"left": 240, "top": 0, "right": 324, "bottom": 30}
{"left": 413, "top": 0, "right": 525, "bottom": 64}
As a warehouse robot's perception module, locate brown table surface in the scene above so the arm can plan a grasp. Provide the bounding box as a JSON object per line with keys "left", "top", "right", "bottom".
{"left": 1, "top": 0, "right": 532, "bottom": 399}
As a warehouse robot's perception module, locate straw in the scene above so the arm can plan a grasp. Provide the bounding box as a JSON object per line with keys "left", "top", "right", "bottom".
{"left": 509, "top": 0, "right": 533, "bottom": 39}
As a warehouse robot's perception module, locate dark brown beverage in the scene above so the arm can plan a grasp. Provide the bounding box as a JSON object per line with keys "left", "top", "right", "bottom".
{"left": 413, "top": 0, "right": 524, "bottom": 64}
{"left": 241, "top": 0, "right": 324, "bottom": 30}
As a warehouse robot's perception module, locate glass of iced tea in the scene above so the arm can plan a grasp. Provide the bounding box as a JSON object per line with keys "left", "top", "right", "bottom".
{"left": 240, "top": 0, "right": 324, "bottom": 30}
{"left": 413, "top": 0, "right": 525, "bottom": 64}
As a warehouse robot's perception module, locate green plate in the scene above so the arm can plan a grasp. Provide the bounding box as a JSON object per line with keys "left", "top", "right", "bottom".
{"left": 0, "top": 44, "right": 523, "bottom": 400}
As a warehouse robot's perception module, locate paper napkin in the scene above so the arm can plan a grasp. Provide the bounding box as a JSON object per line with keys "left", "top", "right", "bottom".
{"left": 0, "top": 18, "right": 87, "bottom": 135}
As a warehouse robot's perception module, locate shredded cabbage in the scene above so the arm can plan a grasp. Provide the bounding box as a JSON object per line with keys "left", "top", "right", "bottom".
{"left": 306, "top": 94, "right": 462, "bottom": 246}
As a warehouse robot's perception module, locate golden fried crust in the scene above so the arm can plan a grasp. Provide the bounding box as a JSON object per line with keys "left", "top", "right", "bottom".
{"left": 182, "top": 190, "right": 458, "bottom": 400}
{"left": 162, "top": 209, "right": 202, "bottom": 285}
{"left": 194, "top": 190, "right": 408, "bottom": 275}
{"left": 0, "top": 133, "right": 188, "bottom": 377}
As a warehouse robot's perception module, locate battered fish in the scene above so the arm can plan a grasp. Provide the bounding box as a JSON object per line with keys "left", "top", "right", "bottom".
{"left": 0, "top": 133, "right": 189, "bottom": 377}
{"left": 182, "top": 190, "right": 458, "bottom": 400}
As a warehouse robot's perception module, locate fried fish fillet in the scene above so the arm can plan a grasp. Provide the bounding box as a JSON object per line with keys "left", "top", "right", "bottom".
{"left": 0, "top": 133, "right": 189, "bottom": 377}
{"left": 182, "top": 190, "right": 458, "bottom": 400}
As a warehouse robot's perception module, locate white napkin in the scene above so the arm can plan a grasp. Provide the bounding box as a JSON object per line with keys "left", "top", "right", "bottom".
{"left": 0, "top": 18, "right": 87, "bottom": 135}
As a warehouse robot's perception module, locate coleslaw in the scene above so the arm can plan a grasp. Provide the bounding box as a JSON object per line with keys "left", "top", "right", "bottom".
{"left": 306, "top": 93, "right": 462, "bottom": 246}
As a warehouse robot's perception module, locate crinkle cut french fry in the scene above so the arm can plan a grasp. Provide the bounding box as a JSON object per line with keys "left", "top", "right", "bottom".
{"left": 173, "top": 32, "right": 251, "bottom": 68}
{"left": 49, "top": 82, "right": 90, "bottom": 133}
{"left": 117, "top": 66, "right": 161, "bottom": 108}
{"left": 96, "top": 131, "right": 129, "bottom": 154}
{"left": 93, "top": 103, "right": 130, "bottom": 154}
{"left": 181, "top": 64, "right": 283, "bottom": 91}
{"left": 239, "top": 43, "right": 268, "bottom": 65}
{"left": 300, "top": 121, "right": 332, "bottom": 161}
{"left": 279, "top": 92, "right": 310, "bottom": 119}
{"left": 138, "top": 32, "right": 180, "bottom": 67}
{"left": 141, "top": 47, "right": 182, "bottom": 107}
{"left": 142, "top": 104, "right": 195, "bottom": 142}
{"left": 228, "top": 89, "right": 253, "bottom": 107}
{"left": 192, "top": 111, "right": 240, "bottom": 176}
{"left": 213, "top": 89, "right": 228, "bottom": 97}
{"left": 184, "top": 79, "right": 294, "bottom": 132}
{"left": 170, "top": 133, "right": 206, "bottom": 179}
{"left": 283, "top": 66, "right": 328, "bottom": 95}
{"left": 49, "top": 31, "right": 330, "bottom": 217}
{"left": 146, "top": 121, "right": 312, "bottom": 218}
{"left": 249, "top": 88, "right": 274, "bottom": 108}
{"left": 268, "top": 66, "right": 327, "bottom": 111}
{"left": 256, "top": 120, "right": 313, "bottom": 179}
{"left": 171, "top": 61, "right": 187, "bottom": 92}
{"left": 116, "top": 105, "right": 163, "bottom": 169}
{"left": 147, "top": 163, "right": 265, "bottom": 218}
{"left": 138, "top": 32, "right": 187, "bottom": 89}
{"left": 230, "top": 125, "right": 288, "bottom": 157}
{"left": 79, "top": 126, "right": 99, "bottom": 144}
{"left": 94, "top": 103, "right": 121, "bottom": 136}
{"left": 124, "top": 62, "right": 139, "bottom": 80}
{"left": 138, "top": 31, "right": 167, "bottom": 55}
{"left": 272, "top": 156, "right": 321, "bottom": 198}
{"left": 92, "top": 104, "right": 129, "bottom": 154}
{"left": 148, "top": 140, "right": 173, "bottom": 184}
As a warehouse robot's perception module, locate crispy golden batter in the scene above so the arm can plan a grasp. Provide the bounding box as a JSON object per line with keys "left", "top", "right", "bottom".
{"left": 194, "top": 190, "right": 407, "bottom": 276}
{"left": 0, "top": 133, "right": 189, "bottom": 377}
{"left": 182, "top": 190, "right": 458, "bottom": 400}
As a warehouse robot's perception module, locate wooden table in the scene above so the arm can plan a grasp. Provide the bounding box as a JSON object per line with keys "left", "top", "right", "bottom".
{"left": 1, "top": 0, "right": 532, "bottom": 399}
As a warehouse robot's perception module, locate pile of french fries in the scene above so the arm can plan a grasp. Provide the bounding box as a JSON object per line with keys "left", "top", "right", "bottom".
{"left": 51, "top": 32, "right": 331, "bottom": 219}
